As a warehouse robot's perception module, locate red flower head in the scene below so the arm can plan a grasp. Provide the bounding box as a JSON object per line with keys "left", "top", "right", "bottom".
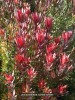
{"left": 4, "top": 74, "right": 13, "bottom": 84}
{"left": 58, "top": 85, "right": 67, "bottom": 95}
{"left": 46, "top": 53, "right": 56, "bottom": 65}
{"left": 32, "top": 12, "right": 40, "bottom": 24}
{"left": 46, "top": 42, "right": 57, "bottom": 54}
{"left": 54, "top": 36, "right": 61, "bottom": 44}
{"left": 15, "top": 36, "right": 25, "bottom": 48}
{"left": 62, "top": 31, "right": 72, "bottom": 43}
{"left": 15, "top": 54, "right": 30, "bottom": 64}
{"left": 36, "top": 29, "right": 45, "bottom": 43}
{"left": 60, "top": 53, "right": 69, "bottom": 65}
{"left": 38, "top": 79, "right": 46, "bottom": 89}
{"left": 27, "top": 67, "right": 37, "bottom": 79}
{"left": 15, "top": 54, "right": 25, "bottom": 63}
{"left": 45, "top": 17, "right": 53, "bottom": 30}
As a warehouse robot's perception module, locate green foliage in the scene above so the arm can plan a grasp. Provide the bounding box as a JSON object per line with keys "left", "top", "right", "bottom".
{"left": 47, "top": 0, "right": 73, "bottom": 36}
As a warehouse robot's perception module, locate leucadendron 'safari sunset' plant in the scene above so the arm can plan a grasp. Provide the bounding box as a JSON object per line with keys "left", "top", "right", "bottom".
{"left": 0, "top": 0, "right": 75, "bottom": 100}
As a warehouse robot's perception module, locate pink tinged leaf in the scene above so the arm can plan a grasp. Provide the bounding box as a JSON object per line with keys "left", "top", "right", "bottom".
{"left": 67, "top": 65, "right": 73, "bottom": 71}
{"left": 47, "top": 34, "right": 53, "bottom": 40}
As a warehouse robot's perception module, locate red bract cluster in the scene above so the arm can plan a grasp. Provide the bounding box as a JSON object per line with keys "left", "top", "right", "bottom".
{"left": 15, "top": 36, "right": 25, "bottom": 48}
{"left": 62, "top": 31, "right": 72, "bottom": 43}
{"left": 38, "top": 79, "right": 46, "bottom": 89}
{"left": 46, "top": 42, "right": 57, "bottom": 53}
{"left": 15, "top": 7, "right": 30, "bottom": 22}
{"left": 32, "top": 12, "right": 40, "bottom": 24}
{"left": 27, "top": 67, "right": 37, "bottom": 80}
{"left": 45, "top": 17, "right": 53, "bottom": 30}
{"left": 52, "top": 84, "right": 68, "bottom": 95}
{"left": 46, "top": 53, "right": 56, "bottom": 65}
{"left": 17, "top": 9, "right": 23, "bottom": 22}
{"left": 60, "top": 53, "right": 69, "bottom": 65}
{"left": 36, "top": 29, "right": 46, "bottom": 43}
{"left": 15, "top": 54, "right": 25, "bottom": 63}
{"left": 58, "top": 84, "right": 67, "bottom": 95}
{"left": 54, "top": 36, "right": 61, "bottom": 44}
{"left": 15, "top": 54, "right": 30, "bottom": 65}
